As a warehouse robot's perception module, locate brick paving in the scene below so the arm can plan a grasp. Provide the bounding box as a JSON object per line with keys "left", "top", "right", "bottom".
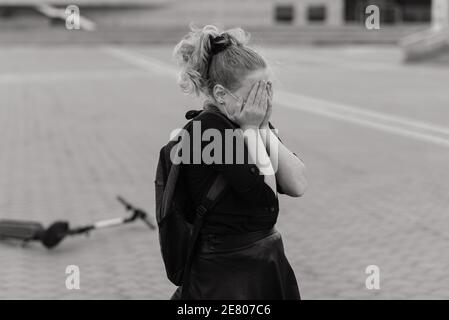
{"left": 0, "top": 45, "right": 448, "bottom": 299}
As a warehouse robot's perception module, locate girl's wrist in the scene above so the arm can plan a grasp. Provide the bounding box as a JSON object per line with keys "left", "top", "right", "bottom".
{"left": 241, "top": 124, "right": 259, "bottom": 131}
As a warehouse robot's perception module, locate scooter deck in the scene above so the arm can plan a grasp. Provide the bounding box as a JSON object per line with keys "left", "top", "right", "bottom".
{"left": 0, "top": 219, "right": 44, "bottom": 241}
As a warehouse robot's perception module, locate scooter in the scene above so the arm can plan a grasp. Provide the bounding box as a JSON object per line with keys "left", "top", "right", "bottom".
{"left": 0, "top": 196, "right": 156, "bottom": 249}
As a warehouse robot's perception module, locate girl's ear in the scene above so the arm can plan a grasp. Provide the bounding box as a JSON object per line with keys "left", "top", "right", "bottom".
{"left": 213, "top": 84, "right": 226, "bottom": 104}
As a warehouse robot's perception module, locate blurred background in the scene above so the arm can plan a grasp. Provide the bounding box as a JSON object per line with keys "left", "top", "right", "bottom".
{"left": 0, "top": 0, "right": 448, "bottom": 299}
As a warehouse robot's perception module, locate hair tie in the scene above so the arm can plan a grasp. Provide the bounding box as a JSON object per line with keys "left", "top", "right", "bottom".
{"left": 209, "top": 33, "right": 232, "bottom": 55}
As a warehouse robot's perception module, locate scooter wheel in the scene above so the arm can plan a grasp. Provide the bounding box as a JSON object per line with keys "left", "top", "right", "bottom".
{"left": 41, "top": 221, "right": 69, "bottom": 249}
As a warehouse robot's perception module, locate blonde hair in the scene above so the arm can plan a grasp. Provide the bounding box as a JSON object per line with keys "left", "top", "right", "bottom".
{"left": 172, "top": 23, "right": 267, "bottom": 98}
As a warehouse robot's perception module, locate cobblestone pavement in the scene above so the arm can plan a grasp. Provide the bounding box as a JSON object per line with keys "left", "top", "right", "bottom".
{"left": 0, "top": 45, "right": 448, "bottom": 299}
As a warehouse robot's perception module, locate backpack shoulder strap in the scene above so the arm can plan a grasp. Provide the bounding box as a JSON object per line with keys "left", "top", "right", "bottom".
{"left": 197, "top": 174, "right": 227, "bottom": 215}
{"left": 180, "top": 174, "right": 227, "bottom": 299}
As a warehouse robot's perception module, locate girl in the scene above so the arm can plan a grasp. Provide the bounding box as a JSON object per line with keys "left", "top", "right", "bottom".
{"left": 171, "top": 24, "right": 307, "bottom": 300}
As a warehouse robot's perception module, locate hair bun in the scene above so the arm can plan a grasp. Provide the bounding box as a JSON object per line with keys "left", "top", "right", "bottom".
{"left": 173, "top": 24, "right": 262, "bottom": 98}
{"left": 209, "top": 33, "right": 233, "bottom": 55}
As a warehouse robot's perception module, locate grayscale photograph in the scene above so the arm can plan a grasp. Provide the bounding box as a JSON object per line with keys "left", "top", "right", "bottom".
{"left": 0, "top": 0, "right": 448, "bottom": 303}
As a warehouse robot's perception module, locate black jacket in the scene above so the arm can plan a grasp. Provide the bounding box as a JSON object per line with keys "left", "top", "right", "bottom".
{"left": 183, "top": 107, "right": 281, "bottom": 235}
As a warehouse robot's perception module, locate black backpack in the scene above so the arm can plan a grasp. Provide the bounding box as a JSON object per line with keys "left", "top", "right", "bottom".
{"left": 154, "top": 109, "right": 231, "bottom": 297}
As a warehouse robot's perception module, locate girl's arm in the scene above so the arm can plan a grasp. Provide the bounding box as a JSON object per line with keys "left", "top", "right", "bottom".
{"left": 260, "top": 128, "right": 307, "bottom": 197}
{"left": 259, "top": 85, "right": 307, "bottom": 198}
{"left": 241, "top": 126, "right": 277, "bottom": 196}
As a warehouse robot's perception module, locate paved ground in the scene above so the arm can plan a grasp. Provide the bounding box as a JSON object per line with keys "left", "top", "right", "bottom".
{"left": 0, "top": 44, "right": 448, "bottom": 299}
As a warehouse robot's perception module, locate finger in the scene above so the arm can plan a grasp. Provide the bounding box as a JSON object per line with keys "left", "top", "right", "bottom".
{"left": 257, "top": 82, "right": 268, "bottom": 111}
{"left": 262, "top": 87, "right": 269, "bottom": 115}
{"left": 266, "top": 92, "right": 272, "bottom": 114}
{"left": 266, "top": 82, "right": 272, "bottom": 105}
{"left": 247, "top": 80, "right": 261, "bottom": 106}
{"left": 237, "top": 96, "right": 246, "bottom": 112}
{"left": 267, "top": 81, "right": 273, "bottom": 100}
{"left": 266, "top": 100, "right": 272, "bottom": 122}
{"left": 254, "top": 81, "right": 266, "bottom": 108}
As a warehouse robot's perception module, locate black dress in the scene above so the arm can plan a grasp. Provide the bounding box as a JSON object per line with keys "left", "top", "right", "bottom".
{"left": 171, "top": 101, "right": 301, "bottom": 300}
